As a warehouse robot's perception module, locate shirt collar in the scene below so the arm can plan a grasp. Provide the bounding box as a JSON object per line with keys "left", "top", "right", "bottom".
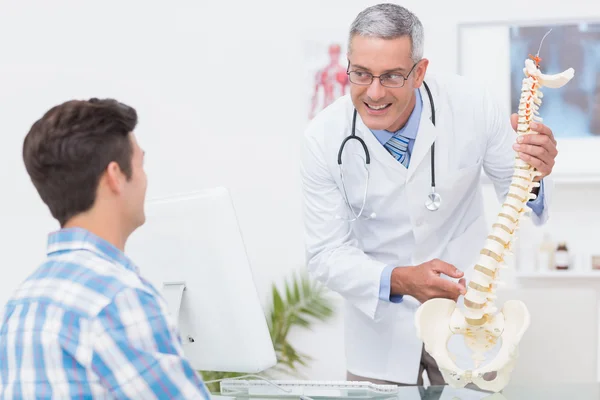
{"left": 370, "top": 88, "right": 423, "bottom": 144}
{"left": 47, "top": 227, "right": 139, "bottom": 274}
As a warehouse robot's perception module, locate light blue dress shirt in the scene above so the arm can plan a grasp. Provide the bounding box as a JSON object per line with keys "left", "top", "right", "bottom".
{"left": 373, "top": 89, "right": 546, "bottom": 303}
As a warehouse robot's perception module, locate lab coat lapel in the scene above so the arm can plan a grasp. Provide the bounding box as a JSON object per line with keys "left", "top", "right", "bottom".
{"left": 407, "top": 84, "right": 439, "bottom": 180}
{"left": 356, "top": 116, "right": 409, "bottom": 173}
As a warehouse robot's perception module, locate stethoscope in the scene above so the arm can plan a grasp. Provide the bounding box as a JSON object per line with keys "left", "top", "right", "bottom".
{"left": 337, "top": 81, "right": 441, "bottom": 222}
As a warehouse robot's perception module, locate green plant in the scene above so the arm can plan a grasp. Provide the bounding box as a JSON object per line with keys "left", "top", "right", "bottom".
{"left": 199, "top": 269, "right": 336, "bottom": 393}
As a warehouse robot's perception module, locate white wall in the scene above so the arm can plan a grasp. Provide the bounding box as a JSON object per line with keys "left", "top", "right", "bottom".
{"left": 1, "top": 0, "right": 599, "bottom": 382}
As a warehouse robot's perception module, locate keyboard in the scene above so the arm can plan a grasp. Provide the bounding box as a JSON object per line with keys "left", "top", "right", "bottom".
{"left": 219, "top": 379, "right": 400, "bottom": 398}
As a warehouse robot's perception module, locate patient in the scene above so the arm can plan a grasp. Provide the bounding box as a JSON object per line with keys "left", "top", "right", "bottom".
{"left": 0, "top": 99, "right": 210, "bottom": 399}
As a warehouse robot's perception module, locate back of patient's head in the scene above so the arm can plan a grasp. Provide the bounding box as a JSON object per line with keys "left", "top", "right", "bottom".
{"left": 23, "top": 98, "right": 138, "bottom": 227}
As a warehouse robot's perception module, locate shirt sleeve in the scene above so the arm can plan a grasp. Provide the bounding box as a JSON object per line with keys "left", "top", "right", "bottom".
{"left": 378, "top": 265, "right": 404, "bottom": 303}
{"left": 526, "top": 179, "right": 545, "bottom": 217}
{"left": 90, "top": 287, "right": 211, "bottom": 400}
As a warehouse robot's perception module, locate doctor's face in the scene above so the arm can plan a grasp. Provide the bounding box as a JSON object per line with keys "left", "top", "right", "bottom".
{"left": 347, "top": 35, "right": 428, "bottom": 132}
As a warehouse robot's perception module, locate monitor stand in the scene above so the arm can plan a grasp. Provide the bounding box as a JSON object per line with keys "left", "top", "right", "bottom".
{"left": 162, "top": 281, "right": 189, "bottom": 335}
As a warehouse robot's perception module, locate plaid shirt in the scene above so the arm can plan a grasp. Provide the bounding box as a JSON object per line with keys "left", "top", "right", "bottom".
{"left": 0, "top": 227, "right": 210, "bottom": 399}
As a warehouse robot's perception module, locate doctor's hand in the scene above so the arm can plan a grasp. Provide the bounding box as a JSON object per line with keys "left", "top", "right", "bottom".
{"left": 391, "top": 259, "right": 466, "bottom": 304}
{"left": 510, "top": 113, "right": 558, "bottom": 181}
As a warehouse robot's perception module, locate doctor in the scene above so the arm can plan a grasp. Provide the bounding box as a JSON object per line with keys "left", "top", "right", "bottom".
{"left": 300, "top": 3, "right": 557, "bottom": 386}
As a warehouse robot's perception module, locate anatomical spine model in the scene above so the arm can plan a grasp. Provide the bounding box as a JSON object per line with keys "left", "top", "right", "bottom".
{"left": 414, "top": 52, "right": 574, "bottom": 392}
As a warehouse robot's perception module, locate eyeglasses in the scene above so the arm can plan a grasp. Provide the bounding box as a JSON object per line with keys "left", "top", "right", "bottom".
{"left": 346, "top": 61, "right": 418, "bottom": 88}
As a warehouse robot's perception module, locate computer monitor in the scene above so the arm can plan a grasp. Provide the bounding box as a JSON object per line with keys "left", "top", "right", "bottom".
{"left": 125, "top": 186, "right": 278, "bottom": 374}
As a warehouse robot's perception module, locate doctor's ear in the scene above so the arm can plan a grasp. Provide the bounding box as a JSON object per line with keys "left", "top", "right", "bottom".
{"left": 413, "top": 58, "right": 429, "bottom": 87}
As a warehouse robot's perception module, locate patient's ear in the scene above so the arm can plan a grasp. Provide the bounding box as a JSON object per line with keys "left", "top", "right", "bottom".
{"left": 103, "top": 161, "right": 126, "bottom": 195}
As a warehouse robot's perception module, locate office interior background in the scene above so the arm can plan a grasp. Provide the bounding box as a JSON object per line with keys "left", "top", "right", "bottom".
{"left": 1, "top": 0, "right": 599, "bottom": 386}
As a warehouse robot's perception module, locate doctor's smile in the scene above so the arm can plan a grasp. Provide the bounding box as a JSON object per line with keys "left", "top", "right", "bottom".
{"left": 364, "top": 102, "right": 392, "bottom": 114}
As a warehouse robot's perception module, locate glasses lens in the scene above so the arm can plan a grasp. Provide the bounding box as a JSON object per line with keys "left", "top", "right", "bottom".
{"left": 381, "top": 76, "right": 406, "bottom": 88}
{"left": 349, "top": 71, "right": 372, "bottom": 85}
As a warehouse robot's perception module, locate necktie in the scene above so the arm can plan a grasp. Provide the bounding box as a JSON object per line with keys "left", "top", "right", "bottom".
{"left": 384, "top": 134, "right": 411, "bottom": 167}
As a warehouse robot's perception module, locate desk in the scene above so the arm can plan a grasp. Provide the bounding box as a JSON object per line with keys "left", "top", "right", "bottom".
{"left": 214, "top": 382, "right": 600, "bottom": 399}
{"left": 424, "top": 382, "right": 600, "bottom": 399}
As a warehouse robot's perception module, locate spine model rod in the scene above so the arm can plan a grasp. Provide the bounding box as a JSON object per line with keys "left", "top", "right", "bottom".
{"left": 463, "top": 55, "right": 545, "bottom": 327}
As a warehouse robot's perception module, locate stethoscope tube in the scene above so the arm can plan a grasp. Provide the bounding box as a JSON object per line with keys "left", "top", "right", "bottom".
{"left": 337, "top": 109, "right": 372, "bottom": 221}
{"left": 337, "top": 107, "right": 370, "bottom": 165}
{"left": 422, "top": 81, "right": 442, "bottom": 211}
{"left": 423, "top": 81, "right": 435, "bottom": 189}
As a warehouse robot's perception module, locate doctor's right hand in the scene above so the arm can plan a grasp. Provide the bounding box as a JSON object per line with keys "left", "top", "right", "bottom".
{"left": 391, "top": 259, "right": 466, "bottom": 304}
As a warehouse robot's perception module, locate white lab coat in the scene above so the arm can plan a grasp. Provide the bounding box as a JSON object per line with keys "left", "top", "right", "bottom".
{"left": 300, "top": 72, "right": 552, "bottom": 384}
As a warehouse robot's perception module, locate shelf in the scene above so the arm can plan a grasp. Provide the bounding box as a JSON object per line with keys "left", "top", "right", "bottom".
{"left": 551, "top": 174, "right": 600, "bottom": 184}
{"left": 516, "top": 271, "right": 600, "bottom": 278}
{"left": 481, "top": 172, "right": 600, "bottom": 185}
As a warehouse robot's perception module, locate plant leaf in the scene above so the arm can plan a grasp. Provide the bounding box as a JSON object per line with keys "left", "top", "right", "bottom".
{"left": 198, "top": 268, "right": 336, "bottom": 393}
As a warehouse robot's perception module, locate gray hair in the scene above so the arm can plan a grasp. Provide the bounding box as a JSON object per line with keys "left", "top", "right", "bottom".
{"left": 348, "top": 3, "right": 424, "bottom": 63}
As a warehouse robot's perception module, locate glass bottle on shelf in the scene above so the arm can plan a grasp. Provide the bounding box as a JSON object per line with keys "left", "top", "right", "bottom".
{"left": 537, "top": 233, "right": 554, "bottom": 271}
{"left": 555, "top": 242, "right": 569, "bottom": 270}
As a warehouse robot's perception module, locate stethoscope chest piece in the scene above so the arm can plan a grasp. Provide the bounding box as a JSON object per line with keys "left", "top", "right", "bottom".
{"left": 425, "top": 187, "right": 442, "bottom": 211}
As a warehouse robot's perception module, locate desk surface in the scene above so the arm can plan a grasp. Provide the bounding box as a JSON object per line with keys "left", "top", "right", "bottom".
{"left": 215, "top": 382, "right": 600, "bottom": 399}
{"left": 422, "top": 382, "right": 600, "bottom": 399}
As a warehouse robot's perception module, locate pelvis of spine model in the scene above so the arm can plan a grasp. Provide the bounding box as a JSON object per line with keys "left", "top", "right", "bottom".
{"left": 414, "top": 56, "right": 574, "bottom": 392}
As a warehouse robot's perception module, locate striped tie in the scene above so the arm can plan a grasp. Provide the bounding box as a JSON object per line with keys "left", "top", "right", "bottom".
{"left": 384, "top": 134, "right": 411, "bottom": 167}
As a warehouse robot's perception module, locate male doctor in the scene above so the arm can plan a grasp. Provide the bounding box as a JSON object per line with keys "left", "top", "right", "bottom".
{"left": 300, "top": 3, "right": 558, "bottom": 386}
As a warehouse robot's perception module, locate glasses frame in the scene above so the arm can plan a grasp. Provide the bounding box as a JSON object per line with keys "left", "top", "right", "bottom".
{"left": 346, "top": 61, "right": 419, "bottom": 88}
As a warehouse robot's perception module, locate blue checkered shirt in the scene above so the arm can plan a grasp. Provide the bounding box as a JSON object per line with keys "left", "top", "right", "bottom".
{"left": 0, "top": 227, "right": 211, "bottom": 399}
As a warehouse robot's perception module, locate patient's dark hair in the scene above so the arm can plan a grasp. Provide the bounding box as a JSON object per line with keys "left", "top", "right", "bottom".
{"left": 22, "top": 98, "right": 137, "bottom": 226}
